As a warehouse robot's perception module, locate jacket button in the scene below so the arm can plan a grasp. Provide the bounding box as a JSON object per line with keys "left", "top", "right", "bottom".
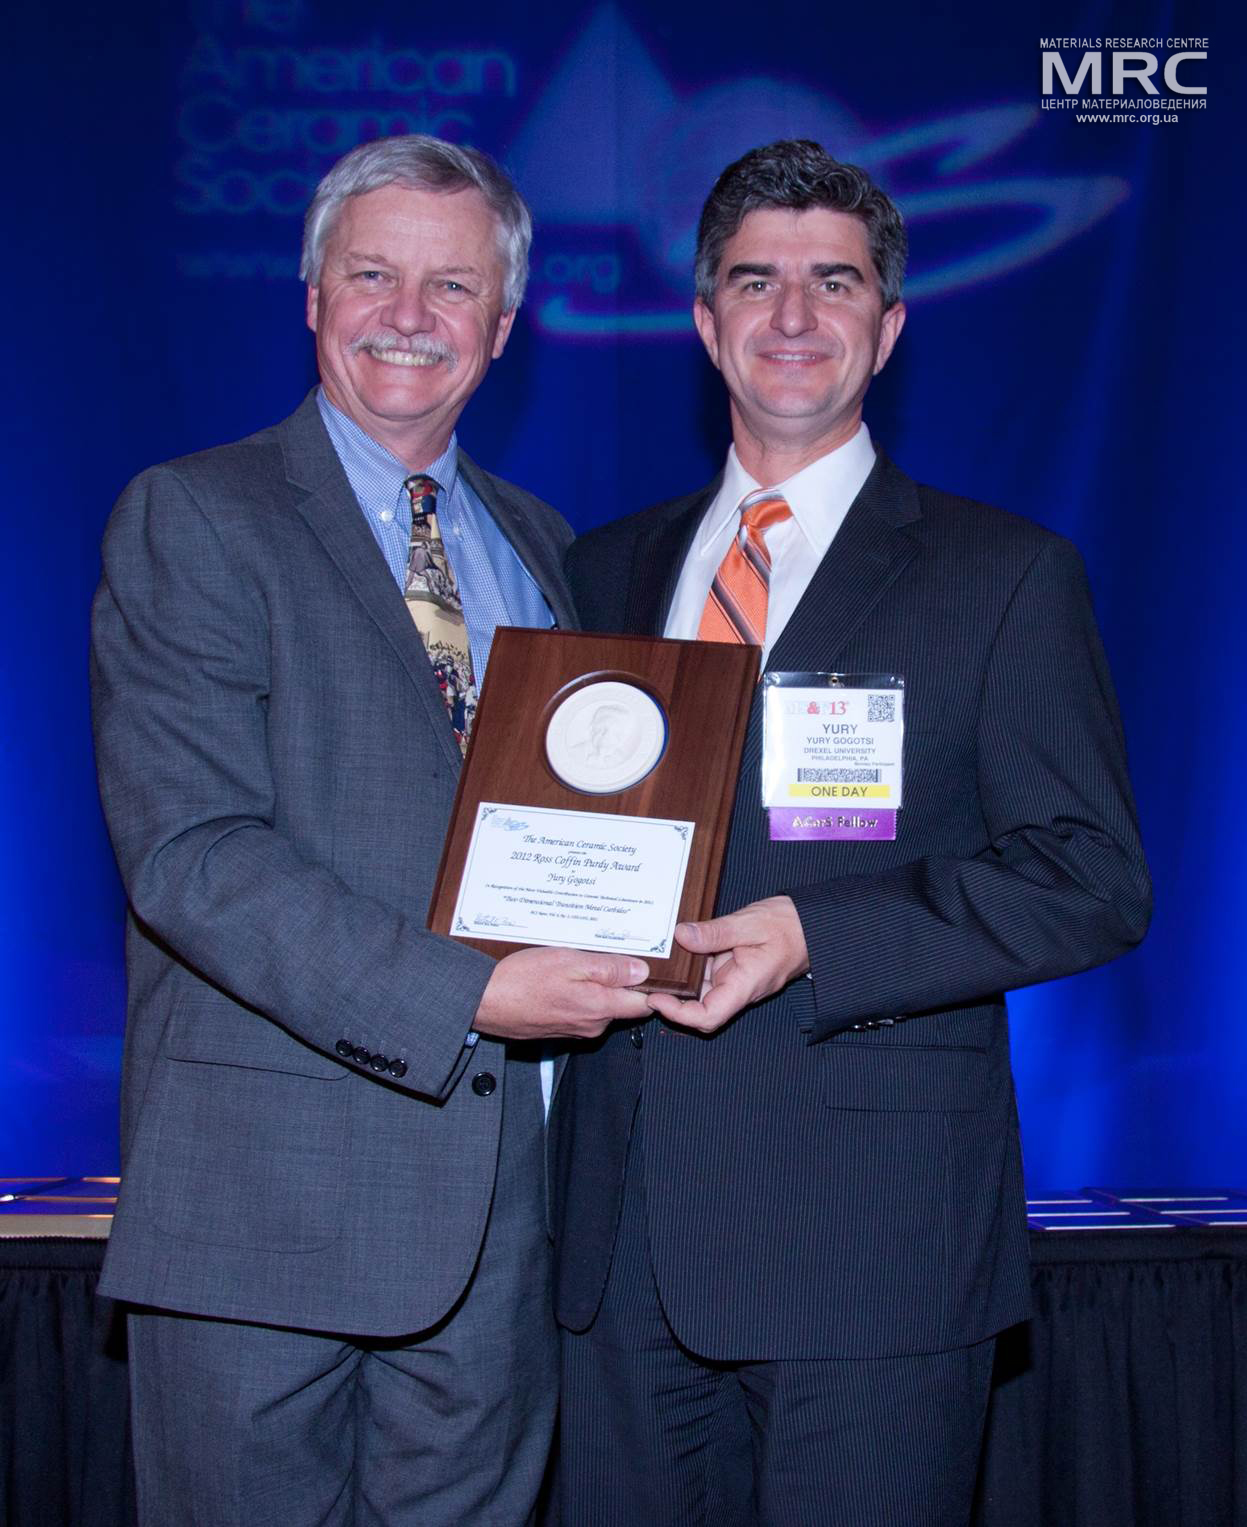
{"left": 369, "top": 1053, "right": 388, "bottom": 1072}
{"left": 335, "top": 1040, "right": 353, "bottom": 1059}
{"left": 471, "top": 1072, "right": 497, "bottom": 1097}
{"left": 353, "top": 1046, "right": 372, "bottom": 1066}
{"left": 630, "top": 1026, "right": 644, "bottom": 1049}
{"left": 388, "top": 1059, "right": 408, "bottom": 1079}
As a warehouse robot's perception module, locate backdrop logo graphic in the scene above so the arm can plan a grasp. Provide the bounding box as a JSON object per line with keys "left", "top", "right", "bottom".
{"left": 172, "top": 3, "right": 1132, "bottom": 328}
{"left": 512, "top": 6, "right": 1132, "bottom": 340}
{"left": 1039, "top": 37, "right": 1208, "bottom": 127}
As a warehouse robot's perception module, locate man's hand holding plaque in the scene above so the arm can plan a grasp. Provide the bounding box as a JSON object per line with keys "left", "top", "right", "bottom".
{"left": 646, "top": 896, "right": 811, "bottom": 1032}
{"left": 473, "top": 947, "right": 654, "bottom": 1041}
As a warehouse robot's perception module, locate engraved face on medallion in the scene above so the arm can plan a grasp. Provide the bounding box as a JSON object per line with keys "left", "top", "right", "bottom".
{"left": 545, "top": 681, "right": 667, "bottom": 793}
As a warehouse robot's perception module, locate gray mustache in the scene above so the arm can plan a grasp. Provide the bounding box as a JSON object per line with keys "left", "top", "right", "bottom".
{"left": 350, "top": 334, "right": 458, "bottom": 368}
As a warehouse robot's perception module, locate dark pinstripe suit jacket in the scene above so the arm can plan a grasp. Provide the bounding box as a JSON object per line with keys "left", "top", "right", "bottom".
{"left": 551, "top": 451, "right": 1150, "bottom": 1360}
{"left": 91, "top": 392, "right": 576, "bottom": 1337}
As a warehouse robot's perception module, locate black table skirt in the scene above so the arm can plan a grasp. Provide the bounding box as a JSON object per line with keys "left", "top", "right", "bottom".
{"left": 3, "top": 1233, "right": 1245, "bottom": 1526}
{"left": 1, "top": 1238, "right": 135, "bottom": 1527}
{"left": 980, "top": 1232, "right": 1247, "bottom": 1526}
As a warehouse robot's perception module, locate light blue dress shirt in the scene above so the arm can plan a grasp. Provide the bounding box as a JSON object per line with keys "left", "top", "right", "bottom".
{"left": 317, "top": 390, "right": 556, "bottom": 679}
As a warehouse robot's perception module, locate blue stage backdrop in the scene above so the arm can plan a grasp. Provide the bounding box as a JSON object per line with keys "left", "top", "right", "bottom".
{"left": 3, "top": 1, "right": 1237, "bottom": 1184}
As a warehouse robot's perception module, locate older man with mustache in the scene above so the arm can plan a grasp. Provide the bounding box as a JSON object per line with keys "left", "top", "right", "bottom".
{"left": 90, "top": 135, "right": 650, "bottom": 1527}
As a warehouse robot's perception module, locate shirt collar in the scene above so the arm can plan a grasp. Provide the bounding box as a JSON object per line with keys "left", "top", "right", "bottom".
{"left": 316, "top": 388, "right": 461, "bottom": 508}
{"left": 699, "top": 423, "right": 876, "bottom": 556}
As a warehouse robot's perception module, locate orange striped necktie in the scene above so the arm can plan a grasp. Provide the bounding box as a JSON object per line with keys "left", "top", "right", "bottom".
{"left": 697, "top": 490, "right": 793, "bottom": 646}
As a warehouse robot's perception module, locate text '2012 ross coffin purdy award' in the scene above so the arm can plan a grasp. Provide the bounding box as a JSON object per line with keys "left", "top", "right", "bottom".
{"left": 428, "top": 628, "right": 759, "bottom": 997}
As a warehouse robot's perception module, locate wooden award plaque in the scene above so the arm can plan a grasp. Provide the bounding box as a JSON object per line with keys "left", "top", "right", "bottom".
{"left": 428, "top": 628, "right": 759, "bottom": 996}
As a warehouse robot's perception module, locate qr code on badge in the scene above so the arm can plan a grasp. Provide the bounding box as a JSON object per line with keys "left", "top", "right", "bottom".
{"left": 867, "top": 694, "right": 896, "bottom": 723}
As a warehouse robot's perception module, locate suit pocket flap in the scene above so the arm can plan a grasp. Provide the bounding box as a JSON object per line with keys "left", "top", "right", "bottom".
{"left": 822, "top": 1045, "right": 987, "bottom": 1112}
{"left": 165, "top": 997, "right": 345, "bottom": 1080}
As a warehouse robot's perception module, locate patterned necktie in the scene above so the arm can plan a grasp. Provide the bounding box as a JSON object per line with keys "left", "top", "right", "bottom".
{"left": 402, "top": 474, "right": 476, "bottom": 753}
{"left": 697, "top": 491, "right": 793, "bottom": 646}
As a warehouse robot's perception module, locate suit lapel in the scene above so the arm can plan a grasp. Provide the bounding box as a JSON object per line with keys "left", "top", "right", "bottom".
{"left": 626, "top": 481, "right": 720, "bottom": 635}
{"left": 620, "top": 454, "right": 919, "bottom": 652}
{"left": 279, "top": 394, "right": 464, "bottom": 773}
{"left": 739, "top": 452, "right": 924, "bottom": 776}
{"left": 766, "top": 452, "right": 922, "bottom": 671}
{"left": 459, "top": 453, "right": 578, "bottom": 630}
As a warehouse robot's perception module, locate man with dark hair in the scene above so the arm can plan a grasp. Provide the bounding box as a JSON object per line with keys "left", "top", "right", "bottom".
{"left": 91, "top": 134, "right": 651, "bottom": 1526}
{"left": 692, "top": 137, "right": 908, "bottom": 311}
{"left": 551, "top": 140, "right": 1149, "bottom": 1524}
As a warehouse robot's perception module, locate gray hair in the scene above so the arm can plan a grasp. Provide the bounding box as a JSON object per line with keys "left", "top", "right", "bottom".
{"left": 300, "top": 135, "right": 532, "bottom": 310}
{"left": 694, "top": 140, "right": 907, "bottom": 311}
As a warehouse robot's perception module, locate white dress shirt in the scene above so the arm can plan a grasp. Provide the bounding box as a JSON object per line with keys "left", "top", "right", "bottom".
{"left": 664, "top": 424, "right": 877, "bottom": 665}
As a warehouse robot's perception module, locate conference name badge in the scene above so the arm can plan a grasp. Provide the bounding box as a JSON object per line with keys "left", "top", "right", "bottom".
{"left": 761, "top": 673, "right": 905, "bottom": 841}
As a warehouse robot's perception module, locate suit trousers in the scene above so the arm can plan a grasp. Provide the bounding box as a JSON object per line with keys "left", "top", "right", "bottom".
{"left": 557, "top": 1135, "right": 996, "bottom": 1527}
{"left": 128, "top": 1053, "right": 555, "bottom": 1527}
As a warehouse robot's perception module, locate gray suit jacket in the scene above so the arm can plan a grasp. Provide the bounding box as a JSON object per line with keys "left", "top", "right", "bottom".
{"left": 91, "top": 392, "right": 576, "bottom": 1336}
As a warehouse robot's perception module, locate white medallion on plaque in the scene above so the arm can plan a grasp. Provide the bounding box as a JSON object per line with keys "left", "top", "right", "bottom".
{"left": 545, "top": 681, "right": 667, "bottom": 794}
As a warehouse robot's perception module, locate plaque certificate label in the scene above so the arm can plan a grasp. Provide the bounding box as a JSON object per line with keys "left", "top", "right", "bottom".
{"left": 450, "top": 802, "right": 694, "bottom": 957}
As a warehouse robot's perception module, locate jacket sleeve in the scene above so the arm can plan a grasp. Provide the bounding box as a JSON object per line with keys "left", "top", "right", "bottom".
{"left": 789, "top": 536, "right": 1151, "bottom": 1039}
{"left": 90, "top": 464, "right": 495, "bottom": 1098}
